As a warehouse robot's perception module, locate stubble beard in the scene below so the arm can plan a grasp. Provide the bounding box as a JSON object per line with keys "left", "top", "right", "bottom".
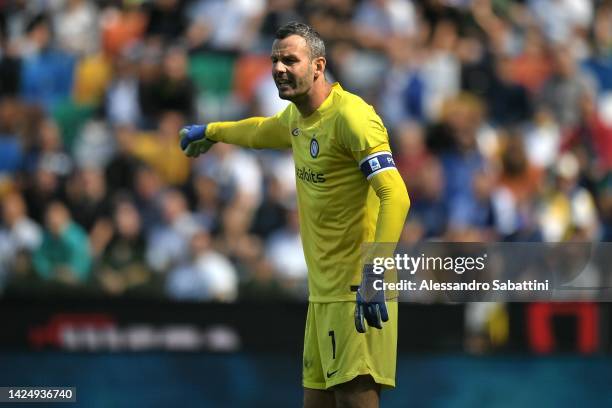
{"left": 278, "top": 66, "right": 313, "bottom": 102}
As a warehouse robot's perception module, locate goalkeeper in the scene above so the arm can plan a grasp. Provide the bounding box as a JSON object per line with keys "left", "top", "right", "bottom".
{"left": 180, "top": 22, "right": 409, "bottom": 408}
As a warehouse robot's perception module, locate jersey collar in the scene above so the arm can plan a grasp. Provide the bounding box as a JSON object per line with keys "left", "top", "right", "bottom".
{"left": 300, "top": 82, "right": 341, "bottom": 126}
{"left": 317, "top": 82, "right": 341, "bottom": 115}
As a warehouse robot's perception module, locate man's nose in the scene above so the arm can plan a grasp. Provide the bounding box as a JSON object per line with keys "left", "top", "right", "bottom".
{"left": 272, "top": 61, "right": 287, "bottom": 74}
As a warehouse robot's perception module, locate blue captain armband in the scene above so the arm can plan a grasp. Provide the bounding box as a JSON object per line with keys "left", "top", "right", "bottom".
{"left": 359, "top": 151, "right": 396, "bottom": 180}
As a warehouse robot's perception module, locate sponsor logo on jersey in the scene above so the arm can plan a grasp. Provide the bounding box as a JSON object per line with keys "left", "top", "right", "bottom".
{"left": 310, "top": 138, "right": 319, "bottom": 158}
{"left": 296, "top": 166, "right": 326, "bottom": 183}
{"left": 360, "top": 151, "right": 396, "bottom": 179}
{"left": 369, "top": 157, "right": 381, "bottom": 171}
{"left": 326, "top": 369, "right": 339, "bottom": 378}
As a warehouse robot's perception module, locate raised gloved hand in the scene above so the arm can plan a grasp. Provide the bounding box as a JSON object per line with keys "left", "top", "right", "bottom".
{"left": 354, "top": 264, "right": 388, "bottom": 333}
{"left": 179, "top": 124, "right": 217, "bottom": 157}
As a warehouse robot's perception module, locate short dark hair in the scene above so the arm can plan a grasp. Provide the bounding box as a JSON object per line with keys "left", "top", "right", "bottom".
{"left": 26, "top": 13, "right": 50, "bottom": 34}
{"left": 275, "top": 21, "right": 325, "bottom": 60}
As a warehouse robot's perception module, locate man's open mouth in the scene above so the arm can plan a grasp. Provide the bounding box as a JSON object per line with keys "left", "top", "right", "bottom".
{"left": 276, "top": 79, "right": 292, "bottom": 87}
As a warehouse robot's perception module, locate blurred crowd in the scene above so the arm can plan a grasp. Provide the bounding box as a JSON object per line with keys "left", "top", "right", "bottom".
{"left": 0, "top": 0, "right": 611, "bottom": 302}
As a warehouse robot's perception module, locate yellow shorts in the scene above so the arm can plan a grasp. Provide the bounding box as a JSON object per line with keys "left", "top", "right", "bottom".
{"left": 302, "top": 301, "right": 397, "bottom": 390}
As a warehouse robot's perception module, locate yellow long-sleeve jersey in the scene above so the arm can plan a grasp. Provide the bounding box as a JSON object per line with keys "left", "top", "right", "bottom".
{"left": 206, "top": 83, "right": 410, "bottom": 302}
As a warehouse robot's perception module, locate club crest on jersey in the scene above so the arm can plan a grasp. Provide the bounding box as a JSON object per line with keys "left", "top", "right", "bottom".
{"left": 291, "top": 128, "right": 300, "bottom": 137}
{"left": 310, "top": 138, "right": 319, "bottom": 158}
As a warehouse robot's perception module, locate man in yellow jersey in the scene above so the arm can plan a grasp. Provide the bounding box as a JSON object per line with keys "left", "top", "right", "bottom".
{"left": 180, "top": 22, "right": 409, "bottom": 408}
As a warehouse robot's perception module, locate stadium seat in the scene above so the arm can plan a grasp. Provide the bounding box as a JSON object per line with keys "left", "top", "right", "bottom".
{"left": 189, "top": 53, "right": 244, "bottom": 122}
{"left": 51, "top": 99, "right": 95, "bottom": 151}
{"left": 188, "top": 53, "right": 237, "bottom": 98}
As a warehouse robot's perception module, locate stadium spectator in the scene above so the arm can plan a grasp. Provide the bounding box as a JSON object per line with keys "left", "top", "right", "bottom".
{"left": 528, "top": 0, "right": 593, "bottom": 45}
{"left": 95, "top": 196, "right": 150, "bottom": 295}
{"left": 494, "top": 133, "right": 544, "bottom": 240}
{"left": 22, "top": 165, "right": 67, "bottom": 226}
{"left": 65, "top": 166, "right": 112, "bottom": 233}
{"left": 33, "top": 201, "right": 91, "bottom": 284}
{"left": 54, "top": 0, "right": 99, "bottom": 57}
{"left": 166, "top": 227, "right": 238, "bottom": 302}
{"left": 144, "top": 0, "right": 188, "bottom": 44}
{"left": 498, "top": 134, "right": 543, "bottom": 207}
{"left": 72, "top": 54, "right": 112, "bottom": 106}
{"left": 508, "top": 27, "right": 552, "bottom": 95}
{"left": 73, "top": 119, "right": 116, "bottom": 170}
{"left": 194, "top": 142, "right": 263, "bottom": 210}
{"left": 582, "top": 3, "right": 612, "bottom": 94}
{"left": 422, "top": 19, "right": 461, "bottom": 120}
{"left": 305, "top": 0, "right": 355, "bottom": 49}
{"left": 522, "top": 108, "right": 561, "bottom": 169}
{"left": 261, "top": 0, "right": 302, "bottom": 43}
{"left": 0, "top": 116, "right": 23, "bottom": 176}
{"left": 457, "top": 29, "right": 496, "bottom": 100}
{"left": 352, "top": 0, "right": 417, "bottom": 51}
{"left": 394, "top": 122, "right": 432, "bottom": 195}
{"left": 105, "top": 50, "right": 142, "bottom": 127}
{"left": 539, "top": 46, "right": 594, "bottom": 129}
{"left": 216, "top": 204, "right": 264, "bottom": 277}
{"left": 0, "top": 26, "right": 21, "bottom": 98}
{"left": 405, "top": 158, "right": 448, "bottom": 240}
{"left": 100, "top": 2, "right": 147, "bottom": 57}
{"left": 138, "top": 46, "right": 196, "bottom": 120}
{"left": 133, "top": 163, "right": 165, "bottom": 234}
{"left": 192, "top": 172, "right": 222, "bottom": 233}
{"left": 265, "top": 206, "right": 308, "bottom": 294}
{"left": 19, "top": 14, "right": 76, "bottom": 111}
{"left": 0, "top": 192, "right": 41, "bottom": 251}
{"left": 105, "top": 125, "right": 143, "bottom": 195}
{"left": 378, "top": 39, "right": 426, "bottom": 128}
{"left": 185, "top": 0, "right": 266, "bottom": 52}
{"left": 21, "top": 117, "right": 72, "bottom": 177}
{"left": 146, "top": 188, "right": 200, "bottom": 274}
{"left": 486, "top": 56, "right": 533, "bottom": 126}
{"left": 64, "top": 166, "right": 114, "bottom": 258}
{"left": 433, "top": 94, "right": 490, "bottom": 230}
{"left": 0, "top": 191, "right": 42, "bottom": 285}
{"left": 238, "top": 253, "right": 293, "bottom": 300}
{"left": 130, "top": 111, "right": 192, "bottom": 185}
{"left": 250, "top": 176, "right": 292, "bottom": 240}
{"left": 539, "top": 152, "right": 599, "bottom": 242}
{"left": 564, "top": 88, "right": 612, "bottom": 175}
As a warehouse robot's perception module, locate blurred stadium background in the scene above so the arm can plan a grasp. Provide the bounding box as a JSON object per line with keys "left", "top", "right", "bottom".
{"left": 0, "top": 0, "right": 612, "bottom": 406}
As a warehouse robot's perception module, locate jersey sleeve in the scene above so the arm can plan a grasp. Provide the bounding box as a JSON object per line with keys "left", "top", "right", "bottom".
{"left": 338, "top": 98, "right": 409, "bottom": 244}
{"left": 336, "top": 103, "right": 389, "bottom": 152}
{"left": 205, "top": 106, "right": 292, "bottom": 149}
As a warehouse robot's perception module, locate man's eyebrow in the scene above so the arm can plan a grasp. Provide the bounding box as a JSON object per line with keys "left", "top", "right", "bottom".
{"left": 271, "top": 53, "right": 298, "bottom": 60}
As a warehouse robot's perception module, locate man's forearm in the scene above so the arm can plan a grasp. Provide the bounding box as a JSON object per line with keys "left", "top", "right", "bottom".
{"left": 206, "top": 117, "right": 290, "bottom": 149}
{"left": 371, "top": 170, "right": 410, "bottom": 243}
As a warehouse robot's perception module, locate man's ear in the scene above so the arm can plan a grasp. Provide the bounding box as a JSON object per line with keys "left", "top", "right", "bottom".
{"left": 313, "top": 56, "right": 326, "bottom": 80}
